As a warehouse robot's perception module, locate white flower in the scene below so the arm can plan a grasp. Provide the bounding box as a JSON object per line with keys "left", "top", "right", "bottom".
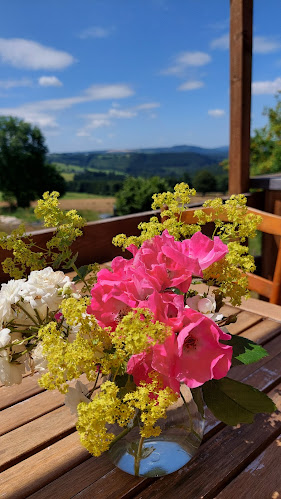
{"left": 0, "top": 352, "right": 25, "bottom": 386}
{"left": 64, "top": 381, "right": 90, "bottom": 415}
{"left": 0, "top": 279, "right": 26, "bottom": 325}
{"left": 0, "top": 328, "right": 11, "bottom": 348}
{"left": 61, "top": 282, "right": 80, "bottom": 299}
{"left": 185, "top": 294, "right": 223, "bottom": 322}
{"left": 22, "top": 267, "right": 71, "bottom": 311}
{"left": 31, "top": 343, "right": 48, "bottom": 373}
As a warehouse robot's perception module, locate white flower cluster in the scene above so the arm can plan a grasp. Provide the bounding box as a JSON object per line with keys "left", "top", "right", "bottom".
{"left": 0, "top": 267, "right": 78, "bottom": 386}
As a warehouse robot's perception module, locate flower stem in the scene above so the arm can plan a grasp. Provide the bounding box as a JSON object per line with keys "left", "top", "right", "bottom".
{"left": 180, "top": 390, "right": 202, "bottom": 441}
{"left": 87, "top": 369, "right": 100, "bottom": 398}
{"left": 16, "top": 303, "right": 39, "bottom": 326}
{"left": 72, "top": 263, "right": 91, "bottom": 294}
{"left": 134, "top": 436, "right": 144, "bottom": 476}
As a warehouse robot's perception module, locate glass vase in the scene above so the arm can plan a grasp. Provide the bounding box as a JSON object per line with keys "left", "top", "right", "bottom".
{"left": 108, "top": 385, "right": 205, "bottom": 477}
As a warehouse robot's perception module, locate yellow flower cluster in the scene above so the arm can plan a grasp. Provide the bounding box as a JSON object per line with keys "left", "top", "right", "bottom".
{"left": 113, "top": 183, "right": 200, "bottom": 249}
{"left": 100, "top": 308, "right": 171, "bottom": 376}
{"left": 36, "top": 191, "right": 85, "bottom": 268}
{"left": 194, "top": 195, "right": 262, "bottom": 243}
{"left": 38, "top": 297, "right": 110, "bottom": 393}
{"left": 76, "top": 378, "right": 178, "bottom": 456}
{"left": 0, "top": 191, "right": 86, "bottom": 278}
{"left": 0, "top": 225, "right": 45, "bottom": 279}
{"left": 77, "top": 381, "right": 128, "bottom": 456}
{"left": 123, "top": 378, "right": 178, "bottom": 438}
{"left": 203, "top": 242, "right": 256, "bottom": 306}
{"left": 112, "top": 309, "right": 171, "bottom": 356}
{"left": 193, "top": 195, "right": 261, "bottom": 305}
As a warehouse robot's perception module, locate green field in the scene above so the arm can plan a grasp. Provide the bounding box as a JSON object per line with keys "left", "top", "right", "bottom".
{"left": 61, "top": 192, "right": 113, "bottom": 199}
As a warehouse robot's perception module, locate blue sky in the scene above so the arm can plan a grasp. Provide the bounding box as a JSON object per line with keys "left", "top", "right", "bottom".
{"left": 0, "top": 0, "right": 281, "bottom": 153}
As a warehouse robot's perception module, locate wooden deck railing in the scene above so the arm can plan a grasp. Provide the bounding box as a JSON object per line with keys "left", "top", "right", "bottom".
{"left": 0, "top": 190, "right": 266, "bottom": 285}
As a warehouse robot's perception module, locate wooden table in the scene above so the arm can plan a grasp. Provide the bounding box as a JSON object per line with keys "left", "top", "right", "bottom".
{"left": 1, "top": 297, "right": 281, "bottom": 499}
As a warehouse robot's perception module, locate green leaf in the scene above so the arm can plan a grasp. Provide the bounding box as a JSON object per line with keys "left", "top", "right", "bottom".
{"left": 72, "top": 264, "right": 92, "bottom": 282}
{"left": 221, "top": 334, "right": 268, "bottom": 366}
{"left": 191, "top": 387, "right": 205, "bottom": 417}
{"left": 202, "top": 378, "right": 276, "bottom": 425}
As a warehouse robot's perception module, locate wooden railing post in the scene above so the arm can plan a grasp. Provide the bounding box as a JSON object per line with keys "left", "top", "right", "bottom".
{"left": 229, "top": 0, "right": 253, "bottom": 194}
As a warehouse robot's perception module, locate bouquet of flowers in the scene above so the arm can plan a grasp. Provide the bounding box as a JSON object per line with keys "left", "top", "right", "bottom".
{"left": 0, "top": 185, "right": 276, "bottom": 477}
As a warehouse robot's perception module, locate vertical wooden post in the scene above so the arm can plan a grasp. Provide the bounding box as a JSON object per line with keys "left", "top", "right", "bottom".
{"left": 229, "top": 0, "right": 253, "bottom": 194}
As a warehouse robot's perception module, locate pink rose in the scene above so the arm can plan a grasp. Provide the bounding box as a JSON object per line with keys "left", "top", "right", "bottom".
{"left": 181, "top": 232, "right": 228, "bottom": 271}
{"left": 152, "top": 308, "right": 232, "bottom": 388}
{"left": 127, "top": 349, "right": 180, "bottom": 393}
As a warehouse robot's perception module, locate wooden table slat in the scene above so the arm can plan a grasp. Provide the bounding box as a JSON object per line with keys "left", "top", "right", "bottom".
{"left": 238, "top": 297, "right": 281, "bottom": 322}
{"left": 0, "top": 406, "right": 76, "bottom": 472}
{"left": 0, "top": 433, "right": 89, "bottom": 499}
{"left": 0, "top": 388, "right": 65, "bottom": 436}
{"left": 0, "top": 373, "right": 43, "bottom": 411}
{"left": 225, "top": 310, "right": 262, "bottom": 335}
{"left": 240, "top": 318, "right": 281, "bottom": 343}
{"left": 216, "top": 434, "right": 281, "bottom": 499}
{"left": 28, "top": 456, "right": 113, "bottom": 499}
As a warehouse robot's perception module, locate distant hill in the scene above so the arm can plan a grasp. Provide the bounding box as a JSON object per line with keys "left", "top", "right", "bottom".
{"left": 48, "top": 145, "right": 228, "bottom": 179}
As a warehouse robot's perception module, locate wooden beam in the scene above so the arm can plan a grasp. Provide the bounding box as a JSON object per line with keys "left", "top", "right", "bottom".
{"left": 229, "top": 0, "right": 253, "bottom": 194}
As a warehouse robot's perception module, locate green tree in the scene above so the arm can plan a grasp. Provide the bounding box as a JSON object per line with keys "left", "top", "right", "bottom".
{"left": 116, "top": 176, "right": 169, "bottom": 215}
{"left": 250, "top": 93, "right": 281, "bottom": 175}
{"left": 0, "top": 116, "right": 66, "bottom": 207}
{"left": 193, "top": 170, "right": 217, "bottom": 195}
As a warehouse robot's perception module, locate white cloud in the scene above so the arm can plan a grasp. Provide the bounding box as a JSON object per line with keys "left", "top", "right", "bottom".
{"left": 0, "top": 84, "right": 135, "bottom": 130}
{"left": 85, "top": 84, "right": 134, "bottom": 100}
{"left": 208, "top": 109, "right": 225, "bottom": 117}
{"left": 254, "top": 36, "right": 281, "bottom": 54}
{"left": 135, "top": 102, "right": 160, "bottom": 110}
{"left": 252, "top": 77, "right": 281, "bottom": 95}
{"left": 79, "top": 26, "right": 111, "bottom": 39}
{"left": 108, "top": 108, "right": 137, "bottom": 118}
{"left": 211, "top": 34, "right": 281, "bottom": 54}
{"left": 0, "top": 78, "right": 32, "bottom": 89}
{"left": 76, "top": 130, "right": 91, "bottom": 137}
{"left": 38, "top": 76, "right": 63, "bottom": 87}
{"left": 210, "top": 34, "right": 229, "bottom": 50}
{"left": 178, "top": 80, "right": 204, "bottom": 91}
{"left": 162, "top": 51, "right": 211, "bottom": 76}
{"left": 0, "top": 38, "right": 75, "bottom": 70}
{"left": 78, "top": 102, "right": 160, "bottom": 136}
{"left": 0, "top": 107, "right": 59, "bottom": 129}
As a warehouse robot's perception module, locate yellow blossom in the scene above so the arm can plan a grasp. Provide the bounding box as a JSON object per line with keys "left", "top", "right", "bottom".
{"left": 123, "top": 378, "right": 178, "bottom": 438}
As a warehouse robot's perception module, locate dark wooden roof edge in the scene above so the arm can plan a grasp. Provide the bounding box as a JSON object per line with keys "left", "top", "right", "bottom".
{"left": 250, "top": 174, "right": 281, "bottom": 191}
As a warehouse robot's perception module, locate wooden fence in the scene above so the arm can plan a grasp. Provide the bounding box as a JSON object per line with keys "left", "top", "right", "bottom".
{"left": 0, "top": 191, "right": 266, "bottom": 284}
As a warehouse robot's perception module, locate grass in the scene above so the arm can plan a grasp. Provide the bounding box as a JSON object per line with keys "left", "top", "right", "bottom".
{"left": 76, "top": 209, "right": 100, "bottom": 222}
{"left": 61, "top": 172, "right": 74, "bottom": 182}
{"left": 0, "top": 206, "right": 38, "bottom": 224}
{"left": 61, "top": 192, "right": 111, "bottom": 199}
